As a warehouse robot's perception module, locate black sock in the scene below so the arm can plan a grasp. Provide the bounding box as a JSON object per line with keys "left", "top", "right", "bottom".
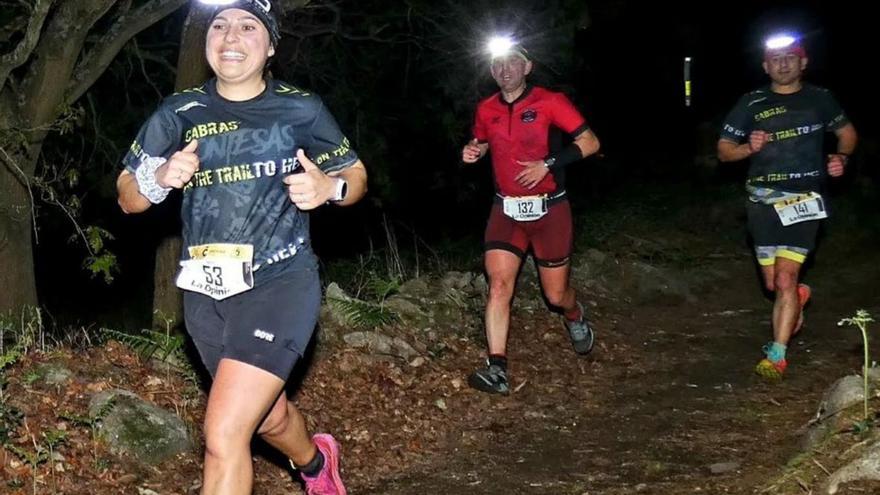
{"left": 297, "top": 450, "right": 325, "bottom": 477}
{"left": 488, "top": 354, "right": 507, "bottom": 372}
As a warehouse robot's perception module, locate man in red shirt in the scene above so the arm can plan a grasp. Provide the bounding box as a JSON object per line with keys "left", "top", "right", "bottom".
{"left": 462, "top": 38, "right": 601, "bottom": 394}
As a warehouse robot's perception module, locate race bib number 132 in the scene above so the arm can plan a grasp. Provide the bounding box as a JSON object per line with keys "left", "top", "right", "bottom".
{"left": 502, "top": 195, "right": 548, "bottom": 222}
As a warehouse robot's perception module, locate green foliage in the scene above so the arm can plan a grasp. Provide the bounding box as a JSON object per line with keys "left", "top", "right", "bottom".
{"left": 0, "top": 305, "right": 46, "bottom": 357}
{"left": 327, "top": 297, "right": 399, "bottom": 328}
{"left": 100, "top": 327, "right": 185, "bottom": 363}
{"left": 60, "top": 396, "right": 117, "bottom": 431}
{"left": 0, "top": 346, "right": 22, "bottom": 372}
{"left": 60, "top": 395, "right": 117, "bottom": 469}
{"left": 54, "top": 104, "right": 85, "bottom": 136}
{"left": 0, "top": 400, "right": 23, "bottom": 445}
{"left": 83, "top": 252, "right": 119, "bottom": 284}
{"left": 73, "top": 226, "right": 119, "bottom": 283}
{"left": 84, "top": 226, "right": 113, "bottom": 253}
{"left": 6, "top": 427, "right": 69, "bottom": 479}
{"left": 366, "top": 275, "right": 401, "bottom": 302}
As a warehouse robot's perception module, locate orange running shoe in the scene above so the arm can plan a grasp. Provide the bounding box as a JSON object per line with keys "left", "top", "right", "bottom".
{"left": 755, "top": 357, "right": 788, "bottom": 380}
{"left": 793, "top": 283, "right": 811, "bottom": 336}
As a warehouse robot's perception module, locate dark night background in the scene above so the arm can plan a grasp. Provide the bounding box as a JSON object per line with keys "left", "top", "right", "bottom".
{"left": 30, "top": 0, "right": 878, "bottom": 329}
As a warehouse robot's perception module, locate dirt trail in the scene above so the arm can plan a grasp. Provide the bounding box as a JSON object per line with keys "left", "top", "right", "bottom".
{"left": 364, "top": 223, "right": 880, "bottom": 494}
{"left": 5, "top": 188, "right": 879, "bottom": 495}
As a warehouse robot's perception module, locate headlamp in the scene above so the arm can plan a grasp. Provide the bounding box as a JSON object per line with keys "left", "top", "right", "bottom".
{"left": 765, "top": 34, "right": 797, "bottom": 50}
{"left": 487, "top": 36, "right": 528, "bottom": 61}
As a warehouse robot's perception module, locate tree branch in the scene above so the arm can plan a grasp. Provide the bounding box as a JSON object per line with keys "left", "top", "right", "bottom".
{"left": 65, "top": 0, "right": 187, "bottom": 106}
{"left": 0, "top": 0, "right": 56, "bottom": 90}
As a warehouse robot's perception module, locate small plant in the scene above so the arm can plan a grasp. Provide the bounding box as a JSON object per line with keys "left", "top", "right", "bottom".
{"left": 366, "top": 274, "right": 401, "bottom": 302}
{"left": 0, "top": 305, "right": 47, "bottom": 357}
{"left": 838, "top": 309, "right": 875, "bottom": 426}
{"left": 78, "top": 226, "right": 119, "bottom": 283}
{"left": 100, "top": 327, "right": 185, "bottom": 363}
{"left": 7, "top": 427, "right": 69, "bottom": 495}
{"left": 328, "top": 297, "right": 399, "bottom": 328}
{"left": 60, "top": 396, "right": 116, "bottom": 469}
{"left": 0, "top": 400, "right": 24, "bottom": 445}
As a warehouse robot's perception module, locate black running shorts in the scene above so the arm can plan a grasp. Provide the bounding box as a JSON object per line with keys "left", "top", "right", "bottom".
{"left": 183, "top": 268, "right": 321, "bottom": 380}
{"left": 746, "top": 200, "right": 821, "bottom": 266}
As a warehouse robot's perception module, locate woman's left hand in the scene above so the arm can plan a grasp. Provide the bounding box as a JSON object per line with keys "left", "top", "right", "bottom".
{"left": 283, "top": 149, "right": 334, "bottom": 210}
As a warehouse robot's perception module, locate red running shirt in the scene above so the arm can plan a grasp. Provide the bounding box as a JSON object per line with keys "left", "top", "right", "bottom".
{"left": 473, "top": 85, "right": 588, "bottom": 197}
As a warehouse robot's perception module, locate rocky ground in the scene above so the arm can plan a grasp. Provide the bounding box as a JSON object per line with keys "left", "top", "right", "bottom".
{"left": 3, "top": 183, "right": 880, "bottom": 494}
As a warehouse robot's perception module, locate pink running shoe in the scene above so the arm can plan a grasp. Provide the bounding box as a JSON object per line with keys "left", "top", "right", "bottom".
{"left": 301, "top": 434, "right": 347, "bottom": 495}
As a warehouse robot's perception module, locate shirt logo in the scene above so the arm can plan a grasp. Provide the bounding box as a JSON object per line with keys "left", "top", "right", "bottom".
{"left": 747, "top": 97, "right": 768, "bottom": 107}
{"left": 253, "top": 329, "right": 275, "bottom": 342}
{"left": 174, "top": 101, "right": 207, "bottom": 114}
{"left": 521, "top": 109, "right": 537, "bottom": 123}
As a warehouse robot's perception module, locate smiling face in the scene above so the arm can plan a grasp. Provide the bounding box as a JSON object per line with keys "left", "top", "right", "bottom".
{"left": 490, "top": 54, "right": 532, "bottom": 95}
{"left": 206, "top": 8, "right": 275, "bottom": 91}
{"left": 763, "top": 49, "right": 807, "bottom": 88}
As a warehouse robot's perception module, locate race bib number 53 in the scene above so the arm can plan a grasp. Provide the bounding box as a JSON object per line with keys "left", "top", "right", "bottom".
{"left": 773, "top": 192, "right": 828, "bottom": 226}
{"left": 176, "top": 243, "right": 254, "bottom": 300}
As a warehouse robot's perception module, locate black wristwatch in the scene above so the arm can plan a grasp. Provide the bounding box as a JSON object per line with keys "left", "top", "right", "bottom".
{"left": 543, "top": 157, "right": 556, "bottom": 169}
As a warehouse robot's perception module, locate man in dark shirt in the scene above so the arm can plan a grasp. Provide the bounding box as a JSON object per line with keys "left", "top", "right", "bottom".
{"left": 717, "top": 32, "right": 857, "bottom": 379}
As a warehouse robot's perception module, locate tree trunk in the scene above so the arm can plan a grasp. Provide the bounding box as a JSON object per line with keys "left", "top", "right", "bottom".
{"left": 0, "top": 167, "right": 38, "bottom": 311}
{"left": 0, "top": 0, "right": 188, "bottom": 315}
{"left": 151, "top": 5, "right": 212, "bottom": 330}
{"left": 152, "top": 235, "right": 183, "bottom": 328}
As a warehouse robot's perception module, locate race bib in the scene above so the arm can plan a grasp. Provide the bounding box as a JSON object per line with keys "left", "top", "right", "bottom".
{"left": 176, "top": 243, "right": 254, "bottom": 300}
{"left": 773, "top": 192, "right": 828, "bottom": 226}
{"left": 502, "top": 195, "right": 548, "bottom": 222}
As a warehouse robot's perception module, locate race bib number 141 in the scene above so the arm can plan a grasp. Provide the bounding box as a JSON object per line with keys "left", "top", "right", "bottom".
{"left": 773, "top": 192, "right": 828, "bottom": 226}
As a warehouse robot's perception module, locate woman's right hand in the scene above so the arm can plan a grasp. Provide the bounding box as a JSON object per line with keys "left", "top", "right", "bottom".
{"left": 157, "top": 139, "right": 200, "bottom": 188}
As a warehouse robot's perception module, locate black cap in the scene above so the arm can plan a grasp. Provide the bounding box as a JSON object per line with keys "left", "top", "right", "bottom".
{"left": 209, "top": 0, "right": 281, "bottom": 47}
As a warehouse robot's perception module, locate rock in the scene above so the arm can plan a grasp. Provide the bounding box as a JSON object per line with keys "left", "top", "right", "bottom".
{"left": 392, "top": 337, "right": 420, "bottom": 360}
{"left": 802, "top": 375, "right": 868, "bottom": 451}
{"left": 471, "top": 275, "right": 488, "bottom": 295}
{"left": 325, "top": 282, "right": 352, "bottom": 302}
{"left": 116, "top": 474, "right": 139, "bottom": 484}
{"left": 34, "top": 362, "right": 73, "bottom": 386}
{"left": 819, "top": 375, "right": 868, "bottom": 420}
{"left": 440, "top": 271, "right": 475, "bottom": 291}
{"left": 585, "top": 248, "right": 610, "bottom": 266}
{"left": 398, "top": 277, "right": 431, "bottom": 297}
{"left": 708, "top": 461, "right": 740, "bottom": 474}
{"left": 823, "top": 440, "right": 880, "bottom": 494}
{"left": 625, "top": 261, "right": 695, "bottom": 305}
{"left": 324, "top": 282, "right": 354, "bottom": 326}
{"left": 89, "top": 389, "right": 192, "bottom": 465}
{"left": 384, "top": 295, "right": 427, "bottom": 322}
{"left": 343, "top": 331, "right": 419, "bottom": 360}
